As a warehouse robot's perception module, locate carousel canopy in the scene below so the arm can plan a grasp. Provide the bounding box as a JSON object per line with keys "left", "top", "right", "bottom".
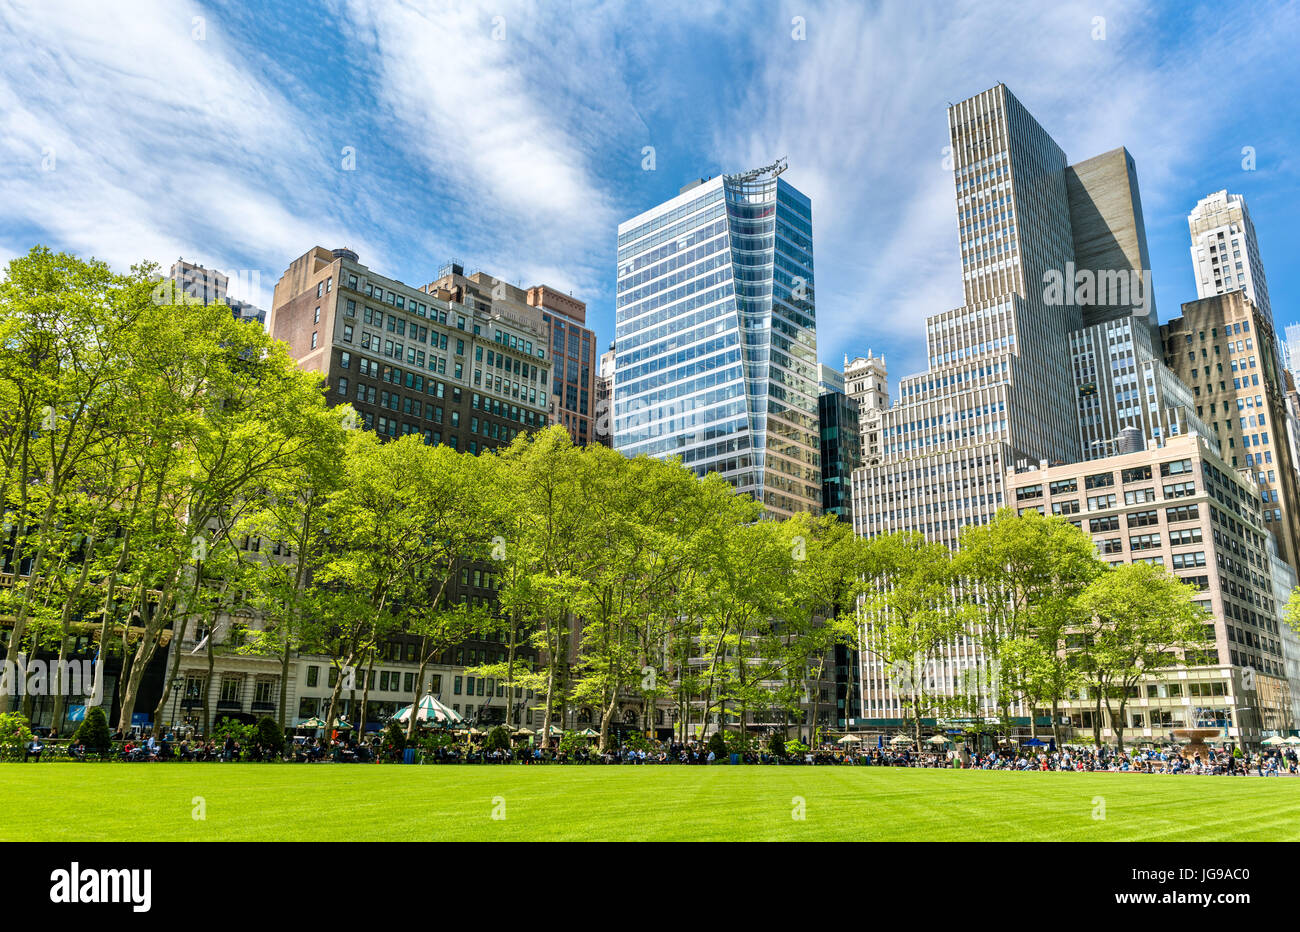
{"left": 391, "top": 695, "right": 464, "bottom": 727}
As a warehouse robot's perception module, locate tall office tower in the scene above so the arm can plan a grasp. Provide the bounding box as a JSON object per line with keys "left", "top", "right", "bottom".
{"left": 527, "top": 286, "right": 599, "bottom": 446}
{"left": 1064, "top": 148, "right": 1157, "bottom": 332}
{"left": 851, "top": 84, "right": 1194, "bottom": 731}
{"left": 1007, "top": 433, "right": 1294, "bottom": 742}
{"left": 817, "top": 364, "right": 862, "bottom": 520}
{"left": 594, "top": 343, "right": 615, "bottom": 446}
{"left": 168, "top": 258, "right": 267, "bottom": 327}
{"left": 1188, "top": 190, "right": 1273, "bottom": 326}
{"left": 844, "top": 351, "right": 888, "bottom": 465}
{"left": 1161, "top": 291, "right": 1300, "bottom": 573}
{"left": 613, "top": 160, "right": 822, "bottom": 518}
{"left": 855, "top": 84, "right": 1082, "bottom": 550}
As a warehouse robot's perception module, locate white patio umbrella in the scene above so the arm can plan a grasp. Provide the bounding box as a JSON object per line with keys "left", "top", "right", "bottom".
{"left": 837, "top": 734, "right": 862, "bottom": 744}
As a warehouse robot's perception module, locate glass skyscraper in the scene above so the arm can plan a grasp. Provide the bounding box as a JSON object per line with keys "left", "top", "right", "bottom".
{"left": 613, "top": 161, "right": 821, "bottom": 517}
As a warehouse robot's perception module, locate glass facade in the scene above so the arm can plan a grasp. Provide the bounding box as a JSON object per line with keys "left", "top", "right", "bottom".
{"left": 818, "top": 388, "right": 861, "bottom": 519}
{"left": 613, "top": 164, "right": 821, "bottom": 517}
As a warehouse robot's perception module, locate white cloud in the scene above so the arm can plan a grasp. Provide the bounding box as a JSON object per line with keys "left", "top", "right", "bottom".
{"left": 338, "top": 0, "right": 633, "bottom": 300}
{"left": 714, "top": 0, "right": 1296, "bottom": 378}
{"left": 0, "top": 0, "right": 350, "bottom": 289}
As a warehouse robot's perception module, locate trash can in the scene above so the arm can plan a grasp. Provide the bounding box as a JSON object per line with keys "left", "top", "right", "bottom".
{"left": 403, "top": 748, "right": 417, "bottom": 765}
{"left": 729, "top": 753, "right": 740, "bottom": 765}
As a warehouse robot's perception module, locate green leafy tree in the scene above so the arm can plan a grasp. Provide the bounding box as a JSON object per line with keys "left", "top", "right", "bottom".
{"left": 1075, "top": 562, "right": 1208, "bottom": 748}
{"left": 862, "top": 533, "right": 967, "bottom": 748}
{"left": 957, "top": 509, "right": 1103, "bottom": 738}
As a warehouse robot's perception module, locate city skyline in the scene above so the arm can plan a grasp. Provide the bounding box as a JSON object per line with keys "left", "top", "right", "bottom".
{"left": 1, "top": 0, "right": 1298, "bottom": 384}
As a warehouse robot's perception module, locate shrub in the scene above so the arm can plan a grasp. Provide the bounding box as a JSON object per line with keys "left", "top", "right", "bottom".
{"left": 0, "top": 712, "right": 34, "bottom": 761}
{"left": 212, "top": 717, "right": 255, "bottom": 757}
{"left": 254, "top": 716, "right": 285, "bottom": 758}
{"left": 485, "top": 725, "right": 510, "bottom": 751}
{"left": 706, "top": 730, "right": 727, "bottom": 759}
{"left": 767, "top": 733, "right": 786, "bottom": 758}
{"left": 622, "top": 730, "right": 652, "bottom": 752}
{"left": 73, "top": 706, "right": 112, "bottom": 756}
{"left": 785, "top": 739, "right": 809, "bottom": 756}
{"left": 383, "top": 721, "right": 407, "bottom": 754}
{"left": 723, "top": 730, "right": 752, "bottom": 757}
{"left": 416, "top": 731, "right": 454, "bottom": 754}
{"left": 557, "top": 730, "right": 584, "bottom": 757}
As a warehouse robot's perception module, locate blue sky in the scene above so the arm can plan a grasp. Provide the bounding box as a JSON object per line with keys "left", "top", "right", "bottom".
{"left": 1, "top": 0, "right": 1297, "bottom": 384}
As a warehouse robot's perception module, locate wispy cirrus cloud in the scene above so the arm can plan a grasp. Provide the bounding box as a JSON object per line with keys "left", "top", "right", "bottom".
{"left": 715, "top": 0, "right": 1300, "bottom": 379}
{"left": 0, "top": 0, "right": 1296, "bottom": 377}
{"left": 0, "top": 0, "right": 371, "bottom": 302}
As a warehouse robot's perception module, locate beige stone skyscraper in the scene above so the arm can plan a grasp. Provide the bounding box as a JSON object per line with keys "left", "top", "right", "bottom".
{"left": 1161, "top": 290, "right": 1300, "bottom": 573}
{"left": 1188, "top": 190, "right": 1272, "bottom": 325}
{"left": 844, "top": 351, "right": 888, "bottom": 464}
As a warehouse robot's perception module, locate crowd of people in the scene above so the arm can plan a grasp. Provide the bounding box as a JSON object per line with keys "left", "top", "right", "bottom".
{"left": 959, "top": 744, "right": 1299, "bottom": 776}
{"left": 20, "top": 727, "right": 1300, "bottom": 775}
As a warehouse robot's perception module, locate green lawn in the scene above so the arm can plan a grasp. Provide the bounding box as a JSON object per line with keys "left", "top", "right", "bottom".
{"left": 3, "top": 764, "right": 1296, "bottom": 841}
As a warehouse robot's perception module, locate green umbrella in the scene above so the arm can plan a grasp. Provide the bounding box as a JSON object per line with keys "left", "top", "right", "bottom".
{"left": 392, "top": 695, "right": 464, "bottom": 727}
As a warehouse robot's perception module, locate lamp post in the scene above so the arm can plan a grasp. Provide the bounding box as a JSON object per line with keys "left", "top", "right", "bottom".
{"left": 170, "top": 675, "right": 183, "bottom": 732}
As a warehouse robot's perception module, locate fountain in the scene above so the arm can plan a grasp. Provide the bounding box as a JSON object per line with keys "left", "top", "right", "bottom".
{"left": 1171, "top": 728, "right": 1222, "bottom": 762}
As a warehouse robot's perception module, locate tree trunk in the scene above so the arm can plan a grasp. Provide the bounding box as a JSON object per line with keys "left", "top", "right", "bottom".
{"left": 322, "top": 652, "right": 357, "bottom": 755}
{"left": 117, "top": 575, "right": 179, "bottom": 732}
{"left": 203, "top": 609, "right": 217, "bottom": 735}
{"left": 406, "top": 641, "right": 432, "bottom": 743}
{"left": 152, "top": 611, "right": 191, "bottom": 738}
{"left": 278, "top": 639, "right": 291, "bottom": 732}
{"left": 1, "top": 497, "right": 59, "bottom": 708}
{"left": 356, "top": 650, "right": 375, "bottom": 735}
